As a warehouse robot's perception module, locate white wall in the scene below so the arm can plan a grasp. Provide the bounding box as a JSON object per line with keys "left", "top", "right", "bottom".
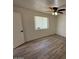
{"left": 14, "top": 6, "right": 56, "bottom": 41}
{"left": 56, "top": 14, "right": 66, "bottom": 37}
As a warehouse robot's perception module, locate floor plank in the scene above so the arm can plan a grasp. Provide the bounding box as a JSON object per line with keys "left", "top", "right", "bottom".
{"left": 14, "top": 34, "right": 66, "bottom": 59}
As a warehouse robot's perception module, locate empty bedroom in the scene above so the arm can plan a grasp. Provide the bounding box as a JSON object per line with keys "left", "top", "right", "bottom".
{"left": 13, "top": 0, "right": 66, "bottom": 59}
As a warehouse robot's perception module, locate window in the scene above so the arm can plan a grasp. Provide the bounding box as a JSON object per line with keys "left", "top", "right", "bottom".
{"left": 34, "top": 16, "right": 49, "bottom": 30}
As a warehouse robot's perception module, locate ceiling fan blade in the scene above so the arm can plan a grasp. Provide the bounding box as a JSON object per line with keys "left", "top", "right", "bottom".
{"left": 58, "top": 11, "right": 63, "bottom": 14}
{"left": 49, "top": 7, "right": 53, "bottom": 10}
{"left": 58, "top": 9, "right": 66, "bottom": 11}
{"left": 44, "top": 11, "right": 53, "bottom": 14}
{"left": 45, "top": 10, "right": 53, "bottom": 12}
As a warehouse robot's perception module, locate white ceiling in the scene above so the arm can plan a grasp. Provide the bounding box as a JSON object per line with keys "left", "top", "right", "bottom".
{"left": 13, "top": 0, "right": 66, "bottom": 13}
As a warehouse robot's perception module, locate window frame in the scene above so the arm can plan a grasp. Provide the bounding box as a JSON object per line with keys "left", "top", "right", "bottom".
{"left": 34, "top": 16, "right": 49, "bottom": 30}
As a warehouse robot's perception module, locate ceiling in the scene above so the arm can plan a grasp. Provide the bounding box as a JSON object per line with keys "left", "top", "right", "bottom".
{"left": 13, "top": 0, "right": 66, "bottom": 13}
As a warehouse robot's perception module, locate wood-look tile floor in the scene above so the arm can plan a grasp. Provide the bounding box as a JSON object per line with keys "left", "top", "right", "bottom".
{"left": 14, "top": 34, "right": 66, "bottom": 59}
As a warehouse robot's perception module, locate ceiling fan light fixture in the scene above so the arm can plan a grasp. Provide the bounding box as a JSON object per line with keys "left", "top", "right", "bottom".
{"left": 52, "top": 12, "right": 54, "bottom": 15}
{"left": 52, "top": 12, "right": 58, "bottom": 15}
{"left": 54, "top": 12, "right": 58, "bottom": 15}
{"left": 47, "top": 7, "right": 65, "bottom": 16}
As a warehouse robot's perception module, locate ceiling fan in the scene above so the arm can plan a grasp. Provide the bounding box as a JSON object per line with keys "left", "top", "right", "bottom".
{"left": 47, "top": 7, "right": 66, "bottom": 15}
